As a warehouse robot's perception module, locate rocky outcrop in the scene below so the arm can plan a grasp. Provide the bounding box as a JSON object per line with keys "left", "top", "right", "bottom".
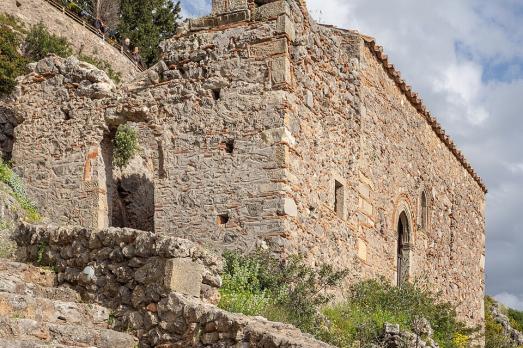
{"left": 0, "top": 258, "right": 137, "bottom": 347}
{"left": 491, "top": 301, "right": 523, "bottom": 346}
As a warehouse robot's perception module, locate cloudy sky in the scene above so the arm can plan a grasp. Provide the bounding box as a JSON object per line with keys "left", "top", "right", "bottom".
{"left": 179, "top": 0, "right": 523, "bottom": 309}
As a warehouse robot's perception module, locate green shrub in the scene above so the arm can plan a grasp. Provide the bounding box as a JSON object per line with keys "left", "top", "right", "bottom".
{"left": 485, "top": 296, "right": 518, "bottom": 348}
{"left": 113, "top": 124, "right": 138, "bottom": 168}
{"left": 219, "top": 250, "right": 348, "bottom": 334}
{"left": 24, "top": 23, "right": 72, "bottom": 61}
{"left": 79, "top": 54, "right": 122, "bottom": 84}
{"left": 508, "top": 307, "right": 523, "bottom": 333}
{"left": 0, "top": 18, "right": 28, "bottom": 95}
{"left": 0, "top": 159, "right": 41, "bottom": 222}
{"left": 319, "top": 279, "right": 471, "bottom": 348}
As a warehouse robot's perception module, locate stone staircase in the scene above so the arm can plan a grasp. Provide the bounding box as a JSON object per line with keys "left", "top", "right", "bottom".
{"left": 0, "top": 259, "right": 137, "bottom": 348}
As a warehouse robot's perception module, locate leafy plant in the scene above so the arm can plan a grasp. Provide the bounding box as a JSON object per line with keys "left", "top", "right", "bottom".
{"left": 0, "top": 159, "right": 41, "bottom": 222}
{"left": 79, "top": 54, "right": 122, "bottom": 83}
{"left": 219, "top": 250, "right": 348, "bottom": 334}
{"left": 24, "top": 22, "right": 73, "bottom": 61}
{"left": 36, "top": 241, "right": 47, "bottom": 265}
{"left": 319, "top": 278, "right": 472, "bottom": 348}
{"left": 113, "top": 124, "right": 138, "bottom": 168}
{"left": 485, "top": 297, "right": 514, "bottom": 348}
{"left": 0, "top": 17, "right": 28, "bottom": 95}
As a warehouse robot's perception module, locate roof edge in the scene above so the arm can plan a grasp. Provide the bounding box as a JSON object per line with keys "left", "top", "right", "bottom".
{"left": 362, "top": 36, "right": 487, "bottom": 194}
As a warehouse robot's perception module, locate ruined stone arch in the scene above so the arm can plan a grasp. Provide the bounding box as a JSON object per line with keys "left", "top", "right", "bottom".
{"left": 394, "top": 199, "right": 414, "bottom": 286}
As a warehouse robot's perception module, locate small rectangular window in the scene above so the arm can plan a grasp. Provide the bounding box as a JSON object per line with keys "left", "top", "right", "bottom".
{"left": 334, "top": 180, "right": 345, "bottom": 219}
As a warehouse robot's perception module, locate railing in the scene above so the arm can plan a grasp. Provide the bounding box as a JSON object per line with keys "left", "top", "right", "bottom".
{"left": 42, "top": 0, "right": 146, "bottom": 71}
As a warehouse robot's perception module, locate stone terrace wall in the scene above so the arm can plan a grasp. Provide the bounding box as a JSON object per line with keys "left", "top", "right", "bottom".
{"left": 358, "top": 43, "right": 486, "bottom": 326}
{"left": 0, "top": 0, "right": 139, "bottom": 82}
{"left": 15, "top": 223, "right": 333, "bottom": 348}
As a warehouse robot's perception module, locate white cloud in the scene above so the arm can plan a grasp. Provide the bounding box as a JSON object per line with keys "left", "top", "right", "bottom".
{"left": 494, "top": 292, "right": 523, "bottom": 311}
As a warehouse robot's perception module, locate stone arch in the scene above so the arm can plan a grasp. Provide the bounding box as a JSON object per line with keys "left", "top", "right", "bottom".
{"left": 394, "top": 200, "right": 414, "bottom": 286}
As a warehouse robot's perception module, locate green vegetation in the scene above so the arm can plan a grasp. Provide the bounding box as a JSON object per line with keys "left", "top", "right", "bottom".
{"left": 79, "top": 54, "right": 122, "bottom": 84}
{"left": 0, "top": 15, "right": 28, "bottom": 94}
{"left": 0, "top": 159, "right": 41, "bottom": 222}
{"left": 24, "top": 22, "right": 73, "bottom": 61}
{"left": 113, "top": 124, "right": 138, "bottom": 168}
{"left": 508, "top": 307, "right": 523, "bottom": 334}
{"left": 319, "top": 279, "right": 472, "bottom": 348}
{"left": 219, "top": 251, "right": 471, "bottom": 348}
{"left": 36, "top": 241, "right": 47, "bottom": 265}
{"left": 485, "top": 296, "right": 514, "bottom": 348}
{"left": 118, "top": 0, "right": 181, "bottom": 66}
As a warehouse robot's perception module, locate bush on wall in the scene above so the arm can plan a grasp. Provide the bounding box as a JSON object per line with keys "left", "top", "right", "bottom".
{"left": 0, "top": 16, "right": 28, "bottom": 95}
{"left": 113, "top": 124, "right": 138, "bottom": 168}
{"left": 24, "top": 22, "right": 73, "bottom": 61}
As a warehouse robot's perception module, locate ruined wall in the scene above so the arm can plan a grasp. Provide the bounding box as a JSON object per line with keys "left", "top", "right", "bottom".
{"left": 0, "top": 0, "right": 139, "bottom": 82}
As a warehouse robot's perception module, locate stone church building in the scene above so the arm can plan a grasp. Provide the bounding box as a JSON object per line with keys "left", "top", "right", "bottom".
{"left": 5, "top": 0, "right": 486, "bottom": 328}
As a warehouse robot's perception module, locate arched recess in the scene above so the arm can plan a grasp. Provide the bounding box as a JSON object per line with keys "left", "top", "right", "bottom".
{"left": 420, "top": 190, "right": 429, "bottom": 231}
{"left": 395, "top": 201, "right": 414, "bottom": 286}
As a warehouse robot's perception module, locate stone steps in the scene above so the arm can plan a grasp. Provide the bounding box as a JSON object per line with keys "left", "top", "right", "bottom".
{"left": 0, "top": 316, "right": 137, "bottom": 348}
{"left": 0, "top": 292, "right": 112, "bottom": 328}
{"left": 0, "top": 259, "right": 137, "bottom": 347}
{"left": 0, "top": 270, "right": 80, "bottom": 303}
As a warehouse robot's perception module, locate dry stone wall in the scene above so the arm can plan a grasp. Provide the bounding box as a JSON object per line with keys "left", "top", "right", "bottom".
{"left": 14, "top": 223, "right": 333, "bottom": 348}
{"left": 0, "top": 0, "right": 138, "bottom": 82}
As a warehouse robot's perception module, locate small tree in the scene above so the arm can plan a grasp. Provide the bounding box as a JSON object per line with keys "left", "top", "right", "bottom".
{"left": 24, "top": 23, "right": 72, "bottom": 61}
{"left": 118, "top": 0, "right": 181, "bottom": 66}
{"left": 113, "top": 124, "right": 138, "bottom": 168}
{"left": 0, "top": 18, "right": 28, "bottom": 94}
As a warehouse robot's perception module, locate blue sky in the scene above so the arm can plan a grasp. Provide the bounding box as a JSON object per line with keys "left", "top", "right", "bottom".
{"left": 179, "top": 0, "right": 523, "bottom": 309}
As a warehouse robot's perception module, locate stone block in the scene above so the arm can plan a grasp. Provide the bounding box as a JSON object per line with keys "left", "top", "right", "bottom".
{"left": 189, "top": 17, "right": 216, "bottom": 31}
{"left": 164, "top": 258, "right": 204, "bottom": 297}
{"left": 215, "top": 10, "right": 250, "bottom": 26}
{"left": 277, "top": 15, "right": 296, "bottom": 41}
{"left": 283, "top": 198, "right": 298, "bottom": 217}
{"left": 253, "top": 0, "right": 290, "bottom": 21}
{"left": 261, "top": 127, "right": 296, "bottom": 146}
{"left": 357, "top": 238, "right": 367, "bottom": 261}
{"left": 270, "top": 56, "right": 292, "bottom": 86}
{"left": 249, "top": 38, "right": 288, "bottom": 59}
{"left": 212, "top": 0, "right": 248, "bottom": 15}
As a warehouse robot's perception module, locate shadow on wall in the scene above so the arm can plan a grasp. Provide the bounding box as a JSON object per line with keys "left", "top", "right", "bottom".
{"left": 112, "top": 173, "right": 155, "bottom": 232}
{"left": 0, "top": 106, "right": 18, "bottom": 161}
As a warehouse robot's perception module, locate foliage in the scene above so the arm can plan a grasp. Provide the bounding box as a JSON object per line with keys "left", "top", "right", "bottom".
{"left": 0, "top": 159, "right": 41, "bottom": 222}
{"left": 318, "top": 278, "right": 471, "bottom": 348}
{"left": 36, "top": 241, "right": 47, "bottom": 265}
{"left": 79, "top": 54, "right": 122, "bottom": 83}
{"left": 113, "top": 124, "right": 138, "bottom": 168}
{"left": 508, "top": 307, "right": 523, "bottom": 334}
{"left": 0, "top": 16, "right": 28, "bottom": 95}
{"left": 219, "top": 250, "right": 348, "bottom": 334}
{"left": 24, "top": 23, "right": 73, "bottom": 61}
{"left": 485, "top": 297, "right": 514, "bottom": 348}
{"left": 118, "top": 0, "right": 181, "bottom": 66}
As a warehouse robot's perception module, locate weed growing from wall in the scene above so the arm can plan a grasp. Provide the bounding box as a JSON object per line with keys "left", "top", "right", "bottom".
{"left": 0, "top": 160, "right": 41, "bottom": 222}
{"left": 113, "top": 124, "right": 138, "bottom": 168}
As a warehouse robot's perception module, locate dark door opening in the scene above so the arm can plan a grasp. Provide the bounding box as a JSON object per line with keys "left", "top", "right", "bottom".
{"left": 397, "top": 211, "right": 411, "bottom": 286}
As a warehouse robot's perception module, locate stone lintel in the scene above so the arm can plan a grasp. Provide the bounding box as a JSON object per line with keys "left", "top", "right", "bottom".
{"left": 253, "top": 0, "right": 290, "bottom": 21}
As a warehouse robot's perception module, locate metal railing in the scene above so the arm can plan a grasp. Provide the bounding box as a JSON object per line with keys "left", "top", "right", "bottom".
{"left": 43, "top": 0, "right": 145, "bottom": 71}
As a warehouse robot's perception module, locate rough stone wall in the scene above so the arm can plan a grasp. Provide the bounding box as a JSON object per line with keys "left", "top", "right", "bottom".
{"left": 15, "top": 223, "right": 333, "bottom": 348}
{"left": 9, "top": 56, "right": 115, "bottom": 229}
{"left": 5, "top": 0, "right": 486, "bottom": 332}
{"left": 0, "top": 0, "right": 139, "bottom": 82}
{"left": 357, "top": 43, "right": 486, "bottom": 326}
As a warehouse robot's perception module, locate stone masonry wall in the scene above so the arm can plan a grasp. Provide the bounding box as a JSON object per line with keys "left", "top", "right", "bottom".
{"left": 15, "top": 223, "right": 333, "bottom": 348}
{"left": 5, "top": 0, "right": 486, "bottom": 333}
{"left": 0, "top": 0, "right": 139, "bottom": 82}
{"left": 358, "top": 43, "right": 486, "bottom": 326}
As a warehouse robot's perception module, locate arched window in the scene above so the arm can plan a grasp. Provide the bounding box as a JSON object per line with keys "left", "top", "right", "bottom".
{"left": 420, "top": 191, "right": 428, "bottom": 230}
{"left": 397, "top": 210, "right": 411, "bottom": 286}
